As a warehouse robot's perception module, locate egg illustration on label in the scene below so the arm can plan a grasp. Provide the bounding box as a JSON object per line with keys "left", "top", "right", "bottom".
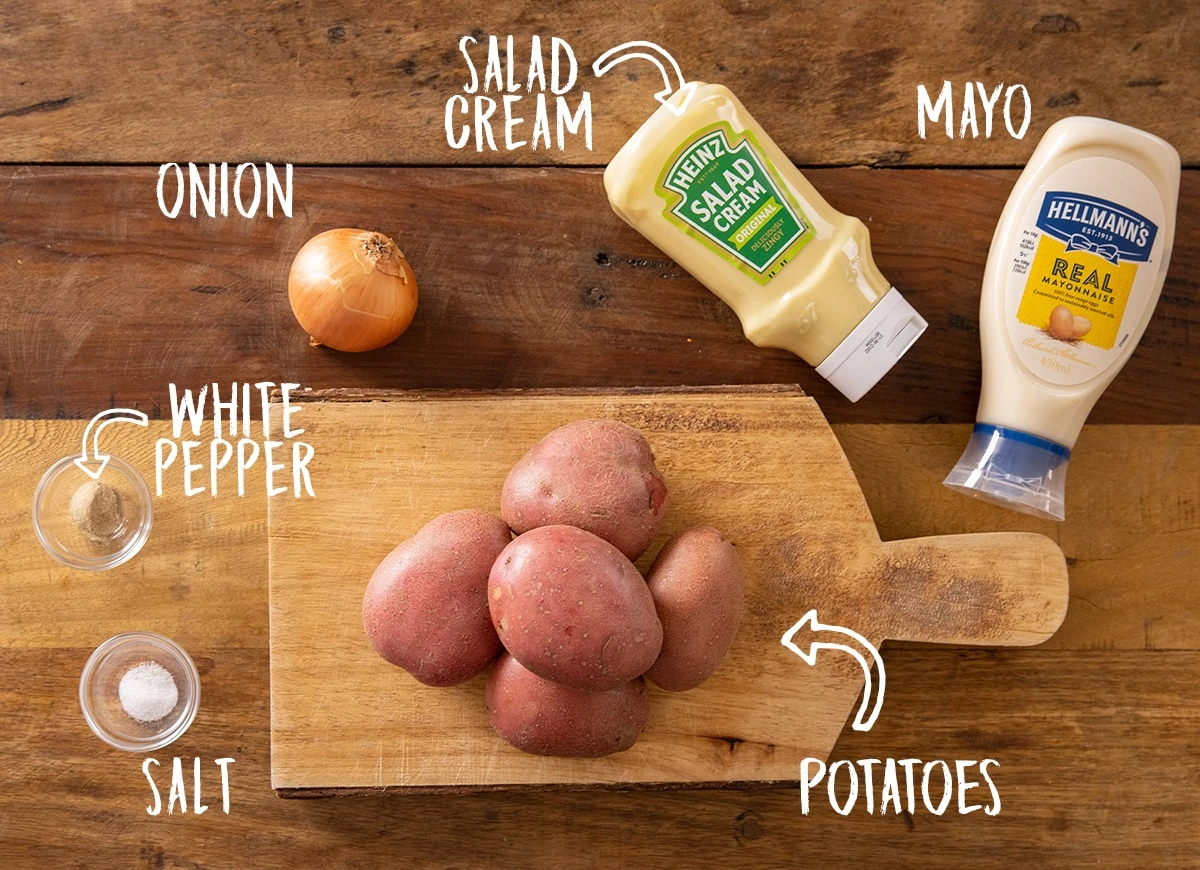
{"left": 1048, "top": 305, "right": 1076, "bottom": 340}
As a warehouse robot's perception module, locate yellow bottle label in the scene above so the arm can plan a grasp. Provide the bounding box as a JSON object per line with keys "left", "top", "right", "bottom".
{"left": 1017, "top": 235, "right": 1138, "bottom": 350}
{"left": 656, "top": 121, "right": 813, "bottom": 284}
{"left": 1005, "top": 181, "right": 1163, "bottom": 385}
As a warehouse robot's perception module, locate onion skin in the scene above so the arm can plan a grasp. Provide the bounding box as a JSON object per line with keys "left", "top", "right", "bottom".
{"left": 288, "top": 228, "right": 419, "bottom": 352}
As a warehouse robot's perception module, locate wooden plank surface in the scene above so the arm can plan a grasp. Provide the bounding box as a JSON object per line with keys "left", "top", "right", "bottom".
{"left": 267, "top": 391, "right": 1066, "bottom": 792}
{"left": 0, "top": 0, "right": 1197, "bottom": 864}
{"left": 3, "top": 419, "right": 1190, "bottom": 654}
{"left": 0, "top": 166, "right": 1196, "bottom": 425}
{"left": 1, "top": 419, "right": 1197, "bottom": 865}
{"left": 0, "top": 421, "right": 266, "bottom": 650}
{"left": 834, "top": 424, "right": 1200, "bottom": 653}
{"left": 2, "top": 647, "right": 1196, "bottom": 868}
{"left": 3, "top": 419, "right": 1192, "bottom": 652}
{"left": 0, "top": 2, "right": 1196, "bottom": 166}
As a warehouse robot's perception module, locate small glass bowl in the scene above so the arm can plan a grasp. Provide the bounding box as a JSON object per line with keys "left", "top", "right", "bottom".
{"left": 79, "top": 632, "right": 201, "bottom": 751}
{"left": 33, "top": 455, "right": 153, "bottom": 570}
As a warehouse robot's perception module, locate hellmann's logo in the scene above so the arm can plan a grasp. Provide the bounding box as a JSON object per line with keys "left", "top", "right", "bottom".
{"left": 1037, "top": 191, "right": 1157, "bottom": 264}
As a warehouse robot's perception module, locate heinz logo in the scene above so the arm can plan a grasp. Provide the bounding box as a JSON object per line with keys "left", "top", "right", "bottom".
{"left": 1037, "top": 191, "right": 1157, "bottom": 264}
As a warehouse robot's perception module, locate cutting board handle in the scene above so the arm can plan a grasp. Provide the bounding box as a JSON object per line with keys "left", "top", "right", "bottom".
{"left": 875, "top": 532, "right": 1069, "bottom": 647}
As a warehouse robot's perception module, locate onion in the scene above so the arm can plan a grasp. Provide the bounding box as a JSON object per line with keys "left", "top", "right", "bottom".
{"left": 287, "top": 228, "right": 419, "bottom": 352}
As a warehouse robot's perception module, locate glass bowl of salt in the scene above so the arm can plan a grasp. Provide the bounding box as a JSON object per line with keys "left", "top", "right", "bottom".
{"left": 80, "top": 632, "right": 200, "bottom": 751}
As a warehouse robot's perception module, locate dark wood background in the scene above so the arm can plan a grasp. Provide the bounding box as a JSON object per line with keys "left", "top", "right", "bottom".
{"left": 1, "top": 2, "right": 1197, "bottom": 867}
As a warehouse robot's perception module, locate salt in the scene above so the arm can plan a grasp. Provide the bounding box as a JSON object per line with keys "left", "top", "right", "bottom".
{"left": 118, "top": 661, "right": 178, "bottom": 723}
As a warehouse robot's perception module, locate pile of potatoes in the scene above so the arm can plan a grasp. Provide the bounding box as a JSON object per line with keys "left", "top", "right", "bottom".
{"left": 362, "top": 419, "right": 744, "bottom": 757}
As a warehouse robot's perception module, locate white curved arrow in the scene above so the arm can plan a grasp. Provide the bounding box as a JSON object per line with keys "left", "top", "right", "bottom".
{"left": 74, "top": 408, "right": 149, "bottom": 480}
{"left": 781, "top": 609, "right": 887, "bottom": 732}
{"left": 592, "top": 40, "right": 698, "bottom": 116}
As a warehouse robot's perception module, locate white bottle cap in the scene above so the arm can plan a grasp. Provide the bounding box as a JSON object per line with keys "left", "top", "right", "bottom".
{"left": 814, "top": 287, "right": 928, "bottom": 402}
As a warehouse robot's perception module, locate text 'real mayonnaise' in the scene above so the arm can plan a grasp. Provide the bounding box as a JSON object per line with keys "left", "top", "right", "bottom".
{"left": 945, "top": 117, "right": 1181, "bottom": 521}
{"left": 604, "top": 83, "right": 927, "bottom": 401}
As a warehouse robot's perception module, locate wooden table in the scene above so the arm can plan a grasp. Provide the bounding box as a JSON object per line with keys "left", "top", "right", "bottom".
{"left": 1, "top": 2, "right": 1196, "bottom": 866}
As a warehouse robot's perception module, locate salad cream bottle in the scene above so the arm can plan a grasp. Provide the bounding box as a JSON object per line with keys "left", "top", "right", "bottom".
{"left": 945, "top": 117, "right": 1180, "bottom": 520}
{"left": 605, "top": 83, "right": 927, "bottom": 401}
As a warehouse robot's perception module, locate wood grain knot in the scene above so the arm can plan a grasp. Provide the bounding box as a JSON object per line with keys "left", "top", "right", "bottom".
{"left": 579, "top": 286, "right": 609, "bottom": 308}
{"left": 1033, "top": 15, "right": 1081, "bottom": 33}
{"left": 735, "top": 809, "right": 765, "bottom": 841}
{"left": 1046, "top": 92, "right": 1081, "bottom": 108}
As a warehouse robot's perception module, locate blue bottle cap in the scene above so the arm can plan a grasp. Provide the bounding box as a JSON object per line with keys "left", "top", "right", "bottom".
{"left": 943, "top": 424, "right": 1070, "bottom": 521}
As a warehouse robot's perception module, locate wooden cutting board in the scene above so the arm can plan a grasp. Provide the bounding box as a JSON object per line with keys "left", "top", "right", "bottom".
{"left": 268, "top": 386, "right": 1068, "bottom": 795}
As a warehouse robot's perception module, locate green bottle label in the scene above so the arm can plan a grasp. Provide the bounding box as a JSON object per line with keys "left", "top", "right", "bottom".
{"left": 657, "top": 122, "right": 812, "bottom": 283}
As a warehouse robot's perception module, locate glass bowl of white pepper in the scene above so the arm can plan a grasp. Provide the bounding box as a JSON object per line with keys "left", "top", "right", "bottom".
{"left": 33, "top": 455, "right": 153, "bottom": 570}
{"left": 80, "top": 632, "right": 201, "bottom": 751}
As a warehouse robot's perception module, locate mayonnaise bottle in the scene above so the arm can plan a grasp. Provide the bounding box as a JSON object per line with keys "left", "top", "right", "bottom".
{"left": 945, "top": 117, "right": 1180, "bottom": 520}
{"left": 604, "top": 83, "right": 927, "bottom": 401}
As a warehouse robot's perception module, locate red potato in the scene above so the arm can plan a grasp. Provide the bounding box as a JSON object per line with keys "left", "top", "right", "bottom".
{"left": 488, "top": 525, "right": 663, "bottom": 691}
{"left": 362, "top": 509, "right": 511, "bottom": 686}
{"left": 501, "top": 419, "right": 668, "bottom": 561}
{"left": 486, "top": 653, "right": 651, "bottom": 757}
{"left": 644, "top": 527, "right": 745, "bottom": 692}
